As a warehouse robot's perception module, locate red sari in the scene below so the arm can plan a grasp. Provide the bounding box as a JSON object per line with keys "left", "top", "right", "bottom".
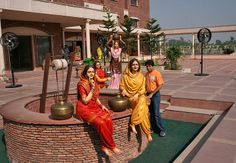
{"left": 95, "top": 68, "right": 106, "bottom": 88}
{"left": 76, "top": 76, "right": 116, "bottom": 150}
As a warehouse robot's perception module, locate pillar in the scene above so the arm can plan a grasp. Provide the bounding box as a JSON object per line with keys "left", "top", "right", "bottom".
{"left": 62, "top": 28, "right": 65, "bottom": 47}
{"left": 85, "top": 19, "right": 91, "bottom": 58}
{"left": 137, "top": 32, "right": 140, "bottom": 57}
{"left": 191, "top": 34, "right": 195, "bottom": 59}
{"left": 0, "top": 19, "right": 5, "bottom": 76}
{"left": 81, "top": 25, "right": 86, "bottom": 60}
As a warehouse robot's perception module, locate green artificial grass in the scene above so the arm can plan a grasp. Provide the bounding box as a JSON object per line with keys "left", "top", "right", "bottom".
{"left": 129, "top": 119, "right": 204, "bottom": 163}
{"left": 0, "top": 130, "right": 9, "bottom": 163}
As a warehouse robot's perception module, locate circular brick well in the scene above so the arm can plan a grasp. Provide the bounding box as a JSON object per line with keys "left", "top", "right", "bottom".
{"left": 0, "top": 94, "right": 149, "bottom": 162}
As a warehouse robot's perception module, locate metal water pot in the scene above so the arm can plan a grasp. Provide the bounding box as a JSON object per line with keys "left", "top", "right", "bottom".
{"left": 108, "top": 93, "right": 130, "bottom": 112}
{"left": 51, "top": 98, "right": 74, "bottom": 120}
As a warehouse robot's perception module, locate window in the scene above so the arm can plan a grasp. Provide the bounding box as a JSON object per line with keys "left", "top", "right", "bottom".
{"left": 131, "top": 0, "right": 138, "bottom": 6}
{"left": 131, "top": 18, "right": 139, "bottom": 28}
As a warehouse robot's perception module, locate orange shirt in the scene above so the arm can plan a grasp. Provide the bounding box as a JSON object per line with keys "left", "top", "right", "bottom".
{"left": 146, "top": 69, "right": 164, "bottom": 93}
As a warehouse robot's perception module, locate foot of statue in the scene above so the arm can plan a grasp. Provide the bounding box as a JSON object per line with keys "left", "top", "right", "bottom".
{"left": 112, "top": 147, "right": 121, "bottom": 154}
{"left": 130, "top": 124, "right": 137, "bottom": 134}
{"left": 102, "top": 147, "right": 112, "bottom": 156}
{"left": 147, "top": 135, "right": 152, "bottom": 142}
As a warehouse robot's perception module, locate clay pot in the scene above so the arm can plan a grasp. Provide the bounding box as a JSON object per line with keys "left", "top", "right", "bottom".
{"left": 108, "top": 94, "right": 130, "bottom": 112}
{"left": 113, "top": 33, "right": 120, "bottom": 40}
{"left": 51, "top": 98, "right": 74, "bottom": 120}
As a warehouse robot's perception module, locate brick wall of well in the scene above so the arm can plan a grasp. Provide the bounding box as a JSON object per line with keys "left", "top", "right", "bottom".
{"left": 3, "top": 94, "right": 148, "bottom": 162}
{"left": 4, "top": 116, "right": 147, "bottom": 162}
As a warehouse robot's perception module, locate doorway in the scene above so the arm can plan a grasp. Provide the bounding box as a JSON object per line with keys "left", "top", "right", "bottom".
{"left": 36, "top": 36, "right": 51, "bottom": 66}
{"left": 11, "top": 36, "right": 33, "bottom": 71}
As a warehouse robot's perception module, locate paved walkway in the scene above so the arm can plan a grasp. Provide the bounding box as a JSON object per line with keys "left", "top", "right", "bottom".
{"left": 0, "top": 58, "right": 236, "bottom": 162}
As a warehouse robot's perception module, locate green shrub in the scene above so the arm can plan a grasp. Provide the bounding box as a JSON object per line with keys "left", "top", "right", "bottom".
{"left": 165, "top": 46, "right": 183, "bottom": 70}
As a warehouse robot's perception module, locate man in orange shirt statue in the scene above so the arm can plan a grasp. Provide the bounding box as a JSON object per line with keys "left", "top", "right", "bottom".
{"left": 145, "top": 59, "right": 166, "bottom": 137}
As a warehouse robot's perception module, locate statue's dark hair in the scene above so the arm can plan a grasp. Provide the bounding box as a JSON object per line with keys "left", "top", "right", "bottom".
{"left": 93, "top": 60, "right": 101, "bottom": 69}
{"left": 82, "top": 64, "right": 94, "bottom": 78}
{"left": 145, "top": 59, "right": 154, "bottom": 66}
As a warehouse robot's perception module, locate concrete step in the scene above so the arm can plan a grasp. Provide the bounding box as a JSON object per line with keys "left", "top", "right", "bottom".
{"left": 160, "top": 100, "right": 170, "bottom": 110}
{"left": 165, "top": 105, "right": 223, "bottom": 115}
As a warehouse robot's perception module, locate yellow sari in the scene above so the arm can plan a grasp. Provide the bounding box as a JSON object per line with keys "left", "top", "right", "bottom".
{"left": 119, "top": 64, "right": 151, "bottom": 137}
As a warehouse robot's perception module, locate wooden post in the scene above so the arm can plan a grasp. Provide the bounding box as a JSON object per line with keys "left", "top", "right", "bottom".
{"left": 39, "top": 53, "right": 51, "bottom": 113}
{"left": 64, "top": 53, "right": 75, "bottom": 101}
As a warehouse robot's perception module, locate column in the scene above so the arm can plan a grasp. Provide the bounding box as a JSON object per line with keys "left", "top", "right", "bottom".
{"left": 159, "top": 35, "right": 165, "bottom": 58}
{"left": 81, "top": 25, "right": 86, "bottom": 60}
{"left": 0, "top": 19, "right": 5, "bottom": 76}
{"left": 85, "top": 19, "right": 91, "bottom": 58}
{"left": 191, "top": 34, "right": 195, "bottom": 59}
{"left": 137, "top": 32, "right": 140, "bottom": 57}
{"left": 62, "top": 28, "right": 65, "bottom": 47}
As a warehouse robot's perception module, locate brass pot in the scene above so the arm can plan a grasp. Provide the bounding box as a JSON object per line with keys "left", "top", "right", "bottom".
{"left": 108, "top": 94, "right": 130, "bottom": 112}
{"left": 51, "top": 99, "right": 74, "bottom": 120}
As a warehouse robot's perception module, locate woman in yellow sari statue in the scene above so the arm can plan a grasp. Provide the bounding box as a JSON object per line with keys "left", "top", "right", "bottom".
{"left": 119, "top": 58, "right": 152, "bottom": 142}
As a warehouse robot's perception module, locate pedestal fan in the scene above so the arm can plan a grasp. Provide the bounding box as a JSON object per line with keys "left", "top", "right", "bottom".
{"left": 0, "top": 32, "right": 22, "bottom": 88}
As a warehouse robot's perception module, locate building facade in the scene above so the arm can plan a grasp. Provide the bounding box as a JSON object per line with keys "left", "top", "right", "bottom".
{"left": 0, "top": 0, "right": 150, "bottom": 74}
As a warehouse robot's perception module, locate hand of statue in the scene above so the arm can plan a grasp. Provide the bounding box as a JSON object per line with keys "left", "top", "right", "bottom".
{"left": 109, "top": 34, "right": 113, "bottom": 40}
{"left": 107, "top": 77, "right": 111, "bottom": 81}
{"left": 102, "top": 105, "right": 110, "bottom": 113}
{"left": 146, "top": 96, "right": 151, "bottom": 105}
{"left": 89, "top": 79, "right": 95, "bottom": 89}
{"left": 121, "top": 90, "right": 129, "bottom": 97}
{"left": 131, "top": 93, "right": 139, "bottom": 102}
{"left": 147, "top": 93, "right": 153, "bottom": 99}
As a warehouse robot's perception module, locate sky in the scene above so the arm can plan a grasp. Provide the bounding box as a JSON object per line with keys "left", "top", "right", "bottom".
{"left": 150, "top": 0, "right": 236, "bottom": 42}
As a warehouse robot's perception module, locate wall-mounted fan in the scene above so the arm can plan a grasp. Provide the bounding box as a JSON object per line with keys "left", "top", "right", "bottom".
{"left": 0, "top": 32, "right": 22, "bottom": 88}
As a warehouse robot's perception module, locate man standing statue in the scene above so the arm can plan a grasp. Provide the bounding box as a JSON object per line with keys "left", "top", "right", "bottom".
{"left": 145, "top": 59, "right": 166, "bottom": 137}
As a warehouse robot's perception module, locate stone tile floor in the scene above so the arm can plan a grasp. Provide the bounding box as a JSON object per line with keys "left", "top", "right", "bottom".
{"left": 0, "top": 58, "right": 236, "bottom": 162}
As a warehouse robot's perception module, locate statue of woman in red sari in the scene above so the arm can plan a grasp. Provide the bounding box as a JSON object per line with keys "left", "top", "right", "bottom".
{"left": 93, "top": 60, "right": 111, "bottom": 89}
{"left": 76, "top": 65, "right": 120, "bottom": 156}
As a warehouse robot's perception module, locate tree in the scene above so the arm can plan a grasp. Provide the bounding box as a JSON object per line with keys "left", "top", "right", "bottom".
{"left": 180, "top": 37, "right": 184, "bottom": 42}
{"left": 98, "top": 12, "right": 117, "bottom": 65}
{"left": 120, "top": 15, "right": 137, "bottom": 56}
{"left": 142, "top": 18, "right": 164, "bottom": 59}
{"left": 230, "top": 36, "right": 235, "bottom": 42}
{"left": 99, "top": 12, "right": 117, "bottom": 38}
{"left": 215, "top": 40, "right": 222, "bottom": 45}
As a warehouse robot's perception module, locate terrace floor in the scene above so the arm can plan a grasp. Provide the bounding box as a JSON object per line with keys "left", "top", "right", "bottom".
{"left": 1, "top": 56, "right": 236, "bottom": 162}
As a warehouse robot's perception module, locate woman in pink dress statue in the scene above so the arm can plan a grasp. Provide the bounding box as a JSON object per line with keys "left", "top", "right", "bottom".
{"left": 106, "top": 34, "right": 125, "bottom": 89}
